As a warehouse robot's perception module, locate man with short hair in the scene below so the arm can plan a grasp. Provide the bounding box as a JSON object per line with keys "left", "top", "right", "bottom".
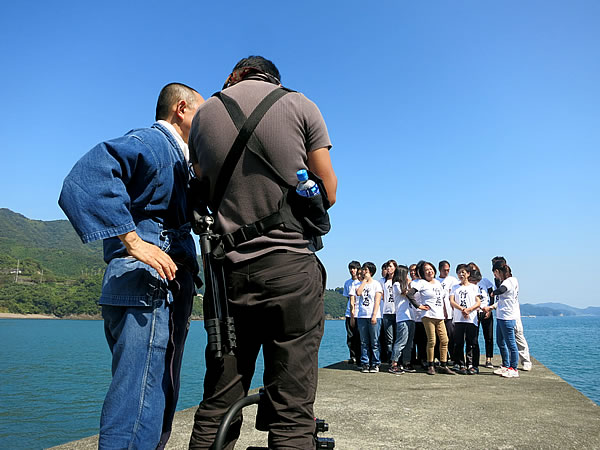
{"left": 188, "top": 56, "right": 337, "bottom": 449}
{"left": 59, "top": 83, "right": 204, "bottom": 449}
{"left": 437, "top": 260, "right": 459, "bottom": 364}
{"left": 344, "top": 260, "right": 362, "bottom": 364}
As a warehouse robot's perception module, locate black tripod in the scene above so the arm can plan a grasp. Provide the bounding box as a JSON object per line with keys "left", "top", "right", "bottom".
{"left": 192, "top": 212, "right": 236, "bottom": 360}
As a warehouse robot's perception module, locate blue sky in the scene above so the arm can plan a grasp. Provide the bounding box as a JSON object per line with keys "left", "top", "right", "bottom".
{"left": 1, "top": 1, "right": 598, "bottom": 307}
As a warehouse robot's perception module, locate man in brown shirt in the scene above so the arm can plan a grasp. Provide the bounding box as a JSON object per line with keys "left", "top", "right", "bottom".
{"left": 188, "top": 56, "right": 337, "bottom": 449}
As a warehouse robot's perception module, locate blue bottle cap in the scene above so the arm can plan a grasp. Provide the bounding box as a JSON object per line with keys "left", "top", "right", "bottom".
{"left": 296, "top": 169, "right": 308, "bottom": 181}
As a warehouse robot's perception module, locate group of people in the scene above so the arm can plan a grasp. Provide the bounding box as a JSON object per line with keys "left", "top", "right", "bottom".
{"left": 343, "top": 257, "right": 531, "bottom": 379}
{"left": 60, "top": 56, "right": 337, "bottom": 449}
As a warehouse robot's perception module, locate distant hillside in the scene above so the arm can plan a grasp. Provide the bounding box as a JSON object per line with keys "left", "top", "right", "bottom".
{"left": 521, "top": 303, "right": 600, "bottom": 316}
{"left": 324, "top": 288, "right": 347, "bottom": 319}
{"left": 0, "top": 208, "right": 104, "bottom": 278}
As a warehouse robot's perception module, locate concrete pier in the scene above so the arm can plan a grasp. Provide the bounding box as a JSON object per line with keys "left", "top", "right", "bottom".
{"left": 52, "top": 357, "right": 600, "bottom": 449}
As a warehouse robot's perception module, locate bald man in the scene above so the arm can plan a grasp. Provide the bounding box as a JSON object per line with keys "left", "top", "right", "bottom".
{"left": 59, "top": 83, "right": 204, "bottom": 449}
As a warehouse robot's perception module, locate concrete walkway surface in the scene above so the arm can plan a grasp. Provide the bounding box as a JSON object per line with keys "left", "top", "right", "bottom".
{"left": 52, "top": 356, "right": 600, "bottom": 449}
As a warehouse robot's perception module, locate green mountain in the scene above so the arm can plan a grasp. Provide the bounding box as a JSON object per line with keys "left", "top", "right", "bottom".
{"left": 0, "top": 208, "right": 105, "bottom": 278}
{"left": 0, "top": 208, "right": 346, "bottom": 318}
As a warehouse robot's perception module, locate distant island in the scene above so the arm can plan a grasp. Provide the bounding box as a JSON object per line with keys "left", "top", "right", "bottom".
{"left": 1, "top": 208, "right": 598, "bottom": 319}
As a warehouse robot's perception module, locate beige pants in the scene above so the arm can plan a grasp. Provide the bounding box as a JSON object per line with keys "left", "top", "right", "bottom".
{"left": 422, "top": 317, "right": 449, "bottom": 363}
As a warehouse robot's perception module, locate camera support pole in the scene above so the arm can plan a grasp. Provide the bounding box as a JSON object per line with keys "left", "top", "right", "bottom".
{"left": 194, "top": 212, "right": 236, "bottom": 360}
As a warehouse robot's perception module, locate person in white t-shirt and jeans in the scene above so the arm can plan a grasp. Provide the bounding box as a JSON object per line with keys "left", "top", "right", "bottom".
{"left": 354, "top": 262, "right": 383, "bottom": 373}
{"left": 490, "top": 256, "right": 532, "bottom": 371}
{"left": 486, "top": 261, "right": 521, "bottom": 378}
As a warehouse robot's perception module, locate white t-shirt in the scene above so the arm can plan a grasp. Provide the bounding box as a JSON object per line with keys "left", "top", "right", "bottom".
{"left": 343, "top": 278, "right": 361, "bottom": 317}
{"left": 496, "top": 277, "right": 520, "bottom": 320}
{"left": 393, "top": 282, "right": 415, "bottom": 322}
{"left": 477, "top": 278, "right": 494, "bottom": 309}
{"left": 411, "top": 279, "right": 446, "bottom": 320}
{"left": 355, "top": 280, "right": 383, "bottom": 319}
{"left": 450, "top": 283, "right": 480, "bottom": 325}
{"left": 381, "top": 278, "right": 396, "bottom": 315}
{"left": 409, "top": 281, "right": 423, "bottom": 322}
{"left": 438, "top": 275, "right": 459, "bottom": 319}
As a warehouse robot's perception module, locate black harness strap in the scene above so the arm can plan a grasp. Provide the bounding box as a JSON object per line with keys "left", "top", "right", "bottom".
{"left": 210, "top": 88, "right": 291, "bottom": 212}
{"left": 211, "top": 86, "right": 321, "bottom": 252}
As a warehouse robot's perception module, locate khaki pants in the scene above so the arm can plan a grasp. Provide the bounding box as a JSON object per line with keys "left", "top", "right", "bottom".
{"left": 422, "top": 317, "right": 449, "bottom": 363}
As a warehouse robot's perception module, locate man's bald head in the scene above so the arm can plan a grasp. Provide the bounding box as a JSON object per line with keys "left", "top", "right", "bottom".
{"left": 155, "top": 83, "right": 200, "bottom": 121}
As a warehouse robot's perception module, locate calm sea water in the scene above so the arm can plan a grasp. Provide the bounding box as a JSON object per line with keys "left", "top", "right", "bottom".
{"left": 0, "top": 316, "right": 598, "bottom": 449}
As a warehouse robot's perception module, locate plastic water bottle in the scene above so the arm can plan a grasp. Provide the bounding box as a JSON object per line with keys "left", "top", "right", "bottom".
{"left": 296, "top": 169, "right": 320, "bottom": 197}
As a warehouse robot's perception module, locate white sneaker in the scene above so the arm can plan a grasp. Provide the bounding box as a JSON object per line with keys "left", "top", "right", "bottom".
{"left": 522, "top": 362, "right": 532, "bottom": 371}
{"left": 494, "top": 366, "right": 508, "bottom": 376}
{"left": 502, "top": 368, "right": 519, "bottom": 378}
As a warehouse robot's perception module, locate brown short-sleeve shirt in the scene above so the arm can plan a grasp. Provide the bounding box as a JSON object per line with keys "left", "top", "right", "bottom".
{"left": 189, "top": 79, "right": 332, "bottom": 263}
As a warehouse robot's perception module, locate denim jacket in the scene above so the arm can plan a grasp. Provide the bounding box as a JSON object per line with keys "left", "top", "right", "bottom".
{"left": 59, "top": 122, "right": 198, "bottom": 306}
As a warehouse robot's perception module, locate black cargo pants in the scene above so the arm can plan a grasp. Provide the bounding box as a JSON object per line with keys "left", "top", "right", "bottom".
{"left": 189, "top": 251, "right": 326, "bottom": 449}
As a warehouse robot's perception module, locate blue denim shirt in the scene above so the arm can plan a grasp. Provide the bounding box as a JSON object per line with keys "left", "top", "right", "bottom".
{"left": 59, "top": 122, "right": 198, "bottom": 306}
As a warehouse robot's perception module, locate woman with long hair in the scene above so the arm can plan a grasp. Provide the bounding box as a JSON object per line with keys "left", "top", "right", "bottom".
{"left": 389, "top": 265, "right": 426, "bottom": 374}
{"left": 380, "top": 260, "right": 398, "bottom": 364}
{"left": 408, "top": 263, "right": 427, "bottom": 368}
{"left": 484, "top": 261, "right": 521, "bottom": 378}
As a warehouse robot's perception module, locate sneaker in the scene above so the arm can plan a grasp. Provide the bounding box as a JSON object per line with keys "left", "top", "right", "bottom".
{"left": 388, "top": 365, "right": 400, "bottom": 374}
{"left": 467, "top": 367, "right": 478, "bottom": 375}
{"left": 502, "top": 368, "right": 519, "bottom": 378}
{"left": 403, "top": 364, "right": 417, "bottom": 373}
{"left": 452, "top": 364, "right": 461, "bottom": 371}
{"left": 360, "top": 365, "right": 369, "bottom": 373}
{"left": 369, "top": 365, "right": 380, "bottom": 373}
{"left": 485, "top": 360, "right": 494, "bottom": 369}
{"left": 348, "top": 357, "right": 357, "bottom": 365}
{"left": 426, "top": 365, "right": 436, "bottom": 375}
{"left": 494, "top": 366, "right": 508, "bottom": 376}
{"left": 457, "top": 366, "right": 467, "bottom": 375}
{"left": 438, "top": 365, "right": 456, "bottom": 375}
{"left": 522, "top": 361, "right": 532, "bottom": 371}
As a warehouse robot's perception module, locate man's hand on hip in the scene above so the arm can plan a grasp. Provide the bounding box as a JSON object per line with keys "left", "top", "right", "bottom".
{"left": 118, "top": 230, "right": 177, "bottom": 280}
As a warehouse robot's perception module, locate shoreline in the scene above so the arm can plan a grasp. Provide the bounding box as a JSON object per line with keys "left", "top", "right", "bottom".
{"left": 1, "top": 312, "right": 596, "bottom": 321}
{"left": 0, "top": 312, "right": 208, "bottom": 321}
{"left": 0, "top": 312, "right": 100, "bottom": 320}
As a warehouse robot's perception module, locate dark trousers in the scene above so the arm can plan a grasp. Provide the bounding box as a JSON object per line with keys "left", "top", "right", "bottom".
{"left": 479, "top": 312, "right": 494, "bottom": 358}
{"left": 454, "top": 322, "right": 480, "bottom": 368}
{"left": 345, "top": 316, "right": 361, "bottom": 362}
{"left": 189, "top": 251, "right": 326, "bottom": 450}
{"left": 380, "top": 313, "right": 396, "bottom": 363}
{"left": 411, "top": 321, "right": 427, "bottom": 365}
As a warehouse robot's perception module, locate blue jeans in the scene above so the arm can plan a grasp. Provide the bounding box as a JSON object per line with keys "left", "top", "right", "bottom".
{"left": 496, "top": 319, "right": 518, "bottom": 370}
{"left": 392, "top": 320, "right": 415, "bottom": 364}
{"left": 357, "top": 318, "right": 381, "bottom": 367}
